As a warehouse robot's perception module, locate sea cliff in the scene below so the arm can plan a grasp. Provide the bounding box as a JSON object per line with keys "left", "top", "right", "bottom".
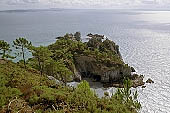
{"left": 49, "top": 32, "right": 146, "bottom": 88}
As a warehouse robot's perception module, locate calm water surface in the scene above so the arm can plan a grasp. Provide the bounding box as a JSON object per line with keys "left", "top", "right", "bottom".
{"left": 0, "top": 9, "right": 170, "bottom": 113}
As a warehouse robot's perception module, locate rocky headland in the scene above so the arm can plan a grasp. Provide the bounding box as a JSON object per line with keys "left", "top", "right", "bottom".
{"left": 52, "top": 32, "right": 150, "bottom": 88}
{"left": 0, "top": 32, "right": 149, "bottom": 113}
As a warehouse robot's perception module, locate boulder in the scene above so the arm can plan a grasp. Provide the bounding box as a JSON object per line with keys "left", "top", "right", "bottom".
{"left": 47, "top": 76, "right": 64, "bottom": 85}
{"left": 146, "top": 78, "right": 154, "bottom": 83}
{"left": 131, "top": 67, "right": 136, "bottom": 72}
{"left": 142, "top": 86, "right": 146, "bottom": 88}
{"left": 132, "top": 75, "right": 145, "bottom": 88}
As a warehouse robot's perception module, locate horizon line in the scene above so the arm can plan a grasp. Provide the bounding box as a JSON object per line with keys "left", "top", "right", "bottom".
{"left": 1, "top": 8, "right": 170, "bottom": 12}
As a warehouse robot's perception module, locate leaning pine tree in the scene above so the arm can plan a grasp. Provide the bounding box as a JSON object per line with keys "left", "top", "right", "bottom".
{"left": 13, "top": 37, "right": 32, "bottom": 68}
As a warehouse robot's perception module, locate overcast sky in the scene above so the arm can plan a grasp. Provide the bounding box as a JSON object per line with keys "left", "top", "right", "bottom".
{"left": 0, "top": 0, "right": 170, "bottom": 10}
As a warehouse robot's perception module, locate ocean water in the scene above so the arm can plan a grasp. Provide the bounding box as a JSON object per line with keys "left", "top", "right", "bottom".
{"left": 1, "top": 9, "right": 170, "bottom": 113}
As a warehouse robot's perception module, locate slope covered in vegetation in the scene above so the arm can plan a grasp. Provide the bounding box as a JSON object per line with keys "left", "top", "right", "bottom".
{"left": 0, "top": 59, "right": 141, "bottom": 113}
{"left": 0, "top": 32, "right": 143, "bottom": 112}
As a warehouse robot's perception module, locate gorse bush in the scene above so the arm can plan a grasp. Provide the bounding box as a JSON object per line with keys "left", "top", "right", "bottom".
{"left": 0, "top": 73, "right": 22, "bottom": 108}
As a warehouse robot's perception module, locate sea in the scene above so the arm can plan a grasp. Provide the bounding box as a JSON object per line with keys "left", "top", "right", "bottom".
{"left": 0, "top": 9, "right": 170, "bottom": 113}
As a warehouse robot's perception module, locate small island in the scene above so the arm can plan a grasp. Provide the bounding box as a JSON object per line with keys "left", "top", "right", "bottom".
{"left": 0, "top": 32, "right": 152, "bottom": 113}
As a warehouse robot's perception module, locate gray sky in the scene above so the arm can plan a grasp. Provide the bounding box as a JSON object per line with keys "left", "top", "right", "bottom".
{"left": 0, "top": 0, "right": 170, "bottom": 10}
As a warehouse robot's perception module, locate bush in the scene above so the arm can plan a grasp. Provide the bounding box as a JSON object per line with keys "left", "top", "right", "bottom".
{"left": 67, "top": 81, "right": 98, "bottom": 112}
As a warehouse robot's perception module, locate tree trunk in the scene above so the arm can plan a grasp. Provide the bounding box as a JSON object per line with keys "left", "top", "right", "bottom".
{"left": 42, "top": 61, "right": 44, "bottom": 76}
{"left": 37, "top": 57, "right": 42, "bottom": 75}
{"left": 64, "top": 72, "right": 67, "bottom": 86}
{"left": 22, "top": 46, "right": 26, "bottom": 69}
{"left": 2, "top": 50, "right": 6, "bottom": 58}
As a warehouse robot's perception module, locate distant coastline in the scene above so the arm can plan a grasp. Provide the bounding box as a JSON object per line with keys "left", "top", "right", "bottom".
{"left": 1, "top": 8, "right": 170, "bottom": 13}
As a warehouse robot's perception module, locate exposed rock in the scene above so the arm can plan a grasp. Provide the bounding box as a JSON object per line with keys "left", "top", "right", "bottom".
{"left": 47, "top": 76, "right": 64, "bottom": 85}
{"left": 146, "top": 78, "right": 154, "bottom": 83}
{"left": 56, "top": 36, "right": 64, "bottom": 40}
{"left": 87, "top": 33, "right": 104, "bottom": 39}
{"left": 74, "top": 55, "right": 131, "bottom": 83}
{"left": 56, "top": 32, "right": 81, "bottom": 41}
{"left": 103, "top": 74, "right": 145, "bottom": 88}
{"left": 130, "top": 74, "right": 140, "bottom": 80}
{"left": 75, "top": 55, "right": 103, "bottom": 77}
{"left": 132, "top": 75, "right": 145, "bottom": 88}
{"left": 142, "top": 86, "right": 146, "bottom": 88}
{"left": 102, "top": 66, "right": 131, "bottom": 83}
{"left": 131, "top": 67, "right": 136, "bottom": 72}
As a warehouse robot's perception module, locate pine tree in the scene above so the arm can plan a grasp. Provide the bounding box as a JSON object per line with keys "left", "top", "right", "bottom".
{"left": 31, "top": 46, "right": 52, "bottom": 75}
{"left": 74, "top": 32, "right": 81, "bottom": 41}
{"left": 13, "top": 38, "right": 32, "bottom": 68}
{"left": 0, "top": 40, "right": 12, "bottom": 59}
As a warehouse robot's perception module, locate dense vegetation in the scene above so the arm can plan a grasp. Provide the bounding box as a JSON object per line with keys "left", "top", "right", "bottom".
{"left": 0, "top": 33, "right": 141, "bottom": 113}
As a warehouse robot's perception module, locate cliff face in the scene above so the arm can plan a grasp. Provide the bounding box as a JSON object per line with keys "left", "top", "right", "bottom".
{"left": 74, "top": 55, "right": 131, "bottom": 83}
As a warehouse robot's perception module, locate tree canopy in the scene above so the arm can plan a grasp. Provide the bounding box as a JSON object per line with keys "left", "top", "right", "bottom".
{"left": 0, "top": 40, "right": 11, "bottom": 58}
{"left": 13, "top": 37, "right": 32, "bottom": 68}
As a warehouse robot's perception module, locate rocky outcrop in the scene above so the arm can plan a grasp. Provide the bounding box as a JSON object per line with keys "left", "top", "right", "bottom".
{"left": 87, "top": 33, "right": 104, "bottom": 39}
{"left": 102, "top": 66, "right": 131, "bottom": 83}
{"left": 74, "top": 55, "right": 131, "bottom": 84}
{"left": 131, "top": 67, "right": 136, "bottom": 72}
{"left": 103, "top": 74, "right": 145, "bottom": 88}
{"left": 47, "top": 76, "right": 64, "bottom": 85}
{"left": 75, "top": 55, "right": 103, "bottom": 77}
{"left": 73, "top": 33, "right": 146, "bottom": 88}
{"left": 56, "top": 32, "right": 81, "bottom": 41}
{"left": 131, "top": 74, "right": 145, "bottom": 88}
{"left": 146, "top": 78, "right": 154, "bottom": 83}
{"left": 54, "top": 33, "right": 148, "bottom": 88}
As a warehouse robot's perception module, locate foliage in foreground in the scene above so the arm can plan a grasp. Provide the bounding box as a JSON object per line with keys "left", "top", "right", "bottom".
{"left": 0, "top": 34, "right": 141, "bottom": 112}
{"left": 0, "top": 60, "right": 140, "bottom": 113}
